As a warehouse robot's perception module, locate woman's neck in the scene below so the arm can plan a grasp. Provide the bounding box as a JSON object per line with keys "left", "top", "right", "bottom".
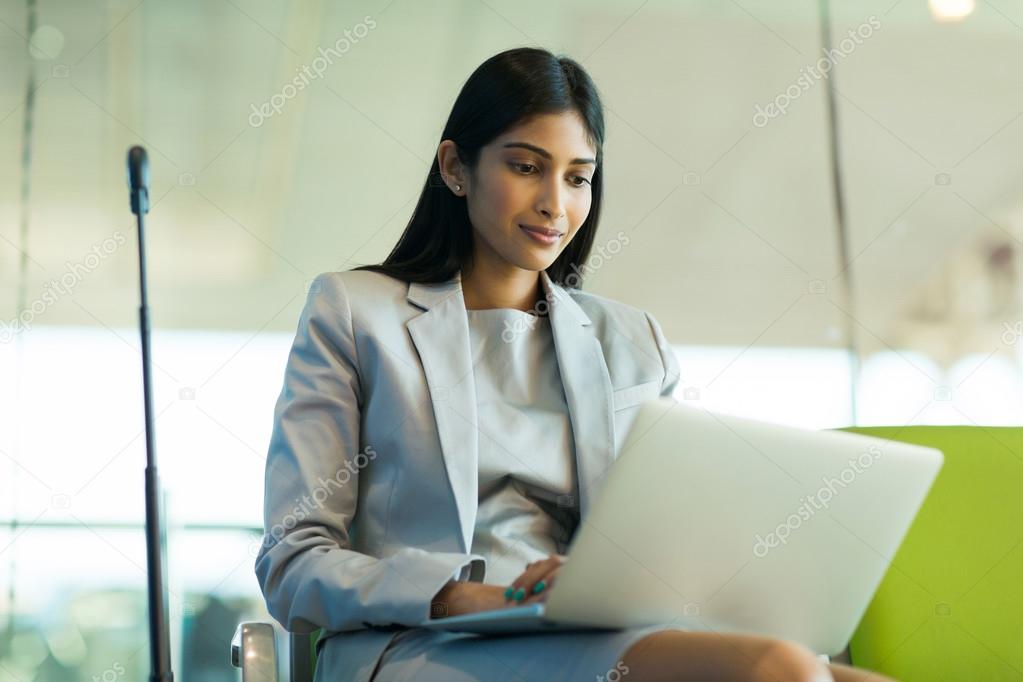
{"left": 461, "top": 263, "right": 542, "bottom": 312}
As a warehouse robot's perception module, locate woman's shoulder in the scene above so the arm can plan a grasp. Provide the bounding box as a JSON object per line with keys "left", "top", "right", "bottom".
{"left": 562, "top": 285, "right": 658, "bottom": 331}
{"left": 308, "top": 268, "right": 410, "bottom": 307}
{"left": 295, "top": 270, "right": 412, "bottom": 339}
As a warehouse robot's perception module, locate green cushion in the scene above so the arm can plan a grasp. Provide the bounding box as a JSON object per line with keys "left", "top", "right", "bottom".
{"left": 839, "top": 426, "right": 1023, "bottom": 681}
{"left": 308, "top": 629, "right": 320, "bottom": 678}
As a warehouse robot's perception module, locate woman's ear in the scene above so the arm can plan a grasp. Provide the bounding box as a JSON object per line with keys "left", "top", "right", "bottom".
{"left": 437, "top": 139, "right": 467, "bottom": 196}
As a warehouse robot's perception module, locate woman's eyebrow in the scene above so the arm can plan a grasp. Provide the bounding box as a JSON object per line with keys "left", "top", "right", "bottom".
{"left": 502, "top": 141, "right": 596, "bottom": 166}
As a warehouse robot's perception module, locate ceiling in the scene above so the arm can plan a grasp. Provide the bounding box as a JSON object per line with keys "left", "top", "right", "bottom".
{"left": 2, "top": 0, "right": 1022, "bottom": 360}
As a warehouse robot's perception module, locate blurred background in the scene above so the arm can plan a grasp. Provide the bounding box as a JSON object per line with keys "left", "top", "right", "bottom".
{"left": 2, "top": 0, "right": 1022, "bottom": 679}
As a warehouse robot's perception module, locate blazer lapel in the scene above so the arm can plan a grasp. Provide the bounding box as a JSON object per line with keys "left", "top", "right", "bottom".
{"left": 537, "top": 271, "right": 616, "bottom": 522}
{"left": 406, "top": 269, "right": 615, "bottom": 555}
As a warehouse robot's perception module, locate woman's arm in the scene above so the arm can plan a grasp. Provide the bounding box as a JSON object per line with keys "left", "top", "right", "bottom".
{"left": 255, "top": 272, "right": 484, "bottom": 633}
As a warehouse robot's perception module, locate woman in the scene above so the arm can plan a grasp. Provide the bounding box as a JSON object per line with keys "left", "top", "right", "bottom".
{"left": 255, "top": 47, "right": 895, "bottom": 682}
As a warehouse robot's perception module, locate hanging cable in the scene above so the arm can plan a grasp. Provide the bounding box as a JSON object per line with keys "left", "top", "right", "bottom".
{"left": 818, "top": 0, "right": 861, "bottom": 425}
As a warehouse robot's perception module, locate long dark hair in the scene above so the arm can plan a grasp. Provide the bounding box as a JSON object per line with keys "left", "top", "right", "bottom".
{"left": 350, "top": 47, "right": 606, "bottom": 289}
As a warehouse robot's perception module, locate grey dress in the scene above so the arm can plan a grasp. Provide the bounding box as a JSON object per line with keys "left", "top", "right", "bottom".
{"left": 365, "top": 308, "right": 680, "bottom": 681}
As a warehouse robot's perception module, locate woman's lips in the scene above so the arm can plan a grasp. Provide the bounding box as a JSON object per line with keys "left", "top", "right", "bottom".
{"left": 519, "top": 224, "right": 562, "bottom": 245}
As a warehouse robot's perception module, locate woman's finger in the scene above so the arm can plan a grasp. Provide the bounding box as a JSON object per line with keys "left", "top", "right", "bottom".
{"left": 516, "top": 556, "right": 562, "bottom": 591}
{"left": 520, "top": 571, "right": 558, "bottom": 604}
{"left": 505, "top": 562, "right": 550, "bottom": 601}
{"left": 505, "top": 556, "right": 565, "bottom": 602}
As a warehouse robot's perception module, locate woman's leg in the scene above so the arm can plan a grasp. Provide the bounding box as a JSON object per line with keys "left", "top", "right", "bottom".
{"left": 617, "top": 630, "right": 897, "bottom": 682}
{"left": 827, "top": 661, "right": 897, "bottom": 682}
{"left": 617, "top": 630, "right": 827, "bottom": 682}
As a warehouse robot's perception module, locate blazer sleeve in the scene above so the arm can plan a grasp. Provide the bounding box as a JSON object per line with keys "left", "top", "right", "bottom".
{"left": 255, "top": 272, "right": 485, "bottom": 634}
{"left": 645, "top": 310, "right": 681, "bottom": 398}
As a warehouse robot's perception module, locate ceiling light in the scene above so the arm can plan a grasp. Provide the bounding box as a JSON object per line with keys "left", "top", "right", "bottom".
{"left": 929, "top": 0, "right": 975, "bottom": 22}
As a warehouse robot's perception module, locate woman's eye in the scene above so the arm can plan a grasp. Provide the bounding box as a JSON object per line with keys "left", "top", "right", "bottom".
{"left": 513, "top": 163, "right": 590, "bottom": 188}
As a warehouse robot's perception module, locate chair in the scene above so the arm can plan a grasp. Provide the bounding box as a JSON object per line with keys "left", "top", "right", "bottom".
{"left": 231, "top": 623, "right": 316, "bottom": 682}
{"left": 232, "top": 425, "right": 1023, "bottom": 681}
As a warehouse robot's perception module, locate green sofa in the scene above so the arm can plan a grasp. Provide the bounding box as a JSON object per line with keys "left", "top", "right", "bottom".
{"left": 232, "top": 425, "right": 1023, "bottom": 681}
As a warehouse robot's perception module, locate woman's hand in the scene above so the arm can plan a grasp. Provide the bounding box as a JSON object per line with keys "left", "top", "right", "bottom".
{"left": 429, "top": 554, "right": 567, "bottom": 619}
{"left": 503, "top": 554, "right": 566, "bottom": 605}
{"left": 430, "top": 580, "right": 510, "bottom": 619}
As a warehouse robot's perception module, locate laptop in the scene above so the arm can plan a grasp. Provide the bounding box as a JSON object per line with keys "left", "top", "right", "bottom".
{"left": 418, "top": 397, "right": 943, "bottom": 656}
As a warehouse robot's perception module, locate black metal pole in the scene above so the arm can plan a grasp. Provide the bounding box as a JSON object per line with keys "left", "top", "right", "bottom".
{"left": 127, "top": 145, "right": 174, "bottom": 681}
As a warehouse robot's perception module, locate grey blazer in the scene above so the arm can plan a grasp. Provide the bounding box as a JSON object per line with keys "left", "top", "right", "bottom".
{"left": 255, "top": 267, "right": 681, "bottom": 679}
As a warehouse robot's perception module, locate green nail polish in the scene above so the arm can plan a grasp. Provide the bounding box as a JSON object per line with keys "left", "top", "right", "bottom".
{"left": 504, "top": 586, "right": 513, "bottom": 599}
{"left": 533, "top": 580, "right": 546, "bottom": 594}
{"left": 513, "top": 588, "right": 525, "bottom": 602}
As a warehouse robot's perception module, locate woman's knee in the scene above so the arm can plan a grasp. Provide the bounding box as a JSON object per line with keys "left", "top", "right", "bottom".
{"left": 619, "top": 629, "right": 832, "bottom": 682}
{"left": 751, "top": 639, "right": 831, "bottom": 682}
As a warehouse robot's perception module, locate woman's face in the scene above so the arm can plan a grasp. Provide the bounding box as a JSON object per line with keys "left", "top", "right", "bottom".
{"left": 462, "top": 111, "right": 597, "bottom": 273}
